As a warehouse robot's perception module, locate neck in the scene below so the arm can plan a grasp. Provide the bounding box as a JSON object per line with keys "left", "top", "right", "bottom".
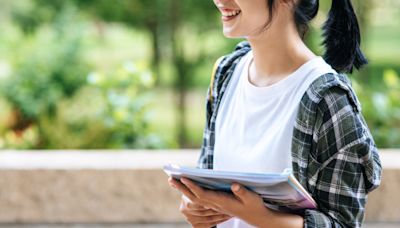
{"left": 246, "top": 21, "right": 316, "bottom": 87}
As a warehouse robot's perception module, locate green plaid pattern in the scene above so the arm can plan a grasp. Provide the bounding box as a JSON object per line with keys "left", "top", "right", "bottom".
{"left": 197, "top": 41, "right": 382, "bottom": 227}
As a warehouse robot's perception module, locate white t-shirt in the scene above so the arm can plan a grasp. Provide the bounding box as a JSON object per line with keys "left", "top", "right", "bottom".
{"left": 214, "top": 50, "right": 336, "bottom": 228}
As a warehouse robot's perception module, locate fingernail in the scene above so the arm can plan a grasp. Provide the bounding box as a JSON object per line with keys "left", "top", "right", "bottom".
{"left": 232, "top": 184, "right": 240, "bottom": 192}
{"left": 168, "top": 180, "right": 176, "bottom": 188}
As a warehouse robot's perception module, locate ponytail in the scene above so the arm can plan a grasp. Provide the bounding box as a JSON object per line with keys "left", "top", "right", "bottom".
{"left": 322, "top": 0, "right": 368, "bottom": 73}
{"left": 264, "top": 0, "right": 368, "bottom": 73}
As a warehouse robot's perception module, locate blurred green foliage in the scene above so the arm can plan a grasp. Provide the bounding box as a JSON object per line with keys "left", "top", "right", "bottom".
{"left": 0, "top": 0, "right": 159, "bottom": 149}
{"left": 85, "top": 61, "right": 159, "bottom": 148}
{"left": 353, "top": 69, "right": 400, "bottom": 148}
{"left": 36, "top": 60, "right": 159, "bottom": 149}
{"left": 1, "top": 23, "right": 87, "bottom": 121}
{"left": 0, "top": 0, "right": 398, "bottom": 149}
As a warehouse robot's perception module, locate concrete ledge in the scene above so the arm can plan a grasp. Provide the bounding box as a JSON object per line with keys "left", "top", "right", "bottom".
{"left": 0, "top": 150, "right": 197, "bottom": 169}
{"left": 0, "top": 149, "right": 398, "bottom": 223}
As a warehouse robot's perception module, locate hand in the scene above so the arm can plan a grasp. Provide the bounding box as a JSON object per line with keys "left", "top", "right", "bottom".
{"left": 168, "top": 177, "right": 271, "bottom": 227}
{"left": 168, "top": 177, "right": 232, "bottom": 227}
{"left": 179, "top": 194, "right": 232, "bottom": 228}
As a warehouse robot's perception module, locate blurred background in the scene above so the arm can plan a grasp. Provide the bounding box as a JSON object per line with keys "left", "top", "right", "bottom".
{"left": 0, "top": 0, "right": 399, "bottom": 227}
{"left": 0, "top": 0, "right": 399, "bottom": 150}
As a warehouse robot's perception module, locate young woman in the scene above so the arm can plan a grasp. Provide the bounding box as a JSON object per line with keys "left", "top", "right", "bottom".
{"left": 168, "top": 0, "right": 382, "bottom": 227}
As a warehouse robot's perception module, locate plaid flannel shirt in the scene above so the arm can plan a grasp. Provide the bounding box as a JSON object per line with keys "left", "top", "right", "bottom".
{"left": 197, "top": 41, "right": 382, "bottom": 227}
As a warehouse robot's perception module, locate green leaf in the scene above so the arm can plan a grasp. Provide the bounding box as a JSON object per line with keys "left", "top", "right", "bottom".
{"left": 383, "top": 69, "right": 399, "bottom": 88}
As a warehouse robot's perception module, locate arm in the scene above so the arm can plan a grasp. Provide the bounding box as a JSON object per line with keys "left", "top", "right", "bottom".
{"left": 303, "top": 87, "right": 382, "bottom": 228}
{"left": 257, "top": 210, "right": 304, "bottom": 228}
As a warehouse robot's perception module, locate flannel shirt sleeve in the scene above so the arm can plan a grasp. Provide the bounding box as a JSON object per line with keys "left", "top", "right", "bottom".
{"left": 303, "top": 87, "right": 382, "bottom": 228}
{"left": 197, "top": 84, "right": 214, "bottom": 169}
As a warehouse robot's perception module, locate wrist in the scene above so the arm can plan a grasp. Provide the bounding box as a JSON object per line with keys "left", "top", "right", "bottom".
{"left": 254, "top": 208, "right": 304, "bottom": 228}
{"left": 252, "top": 208, "right": 274, "bottom": 228}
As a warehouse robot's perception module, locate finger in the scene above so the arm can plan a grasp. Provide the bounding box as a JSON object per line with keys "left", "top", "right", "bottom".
{"left": 185, "top": 202, "right": 208, "bottom": 211}
{"left": 182, "top": 198, "right": 228, "bottom": 216}
{"left": 181, "top": 178, "right": 245, "bottom": 213}
{"left": 191, "top": 214, "right": 232, "bottom": 225}
{"left": 194, "top": 217, "right": 232, "bottom": 228}
{"left": 231, "top": 183, "right": 258, "bottom": 204}
{"left": 186, "top": 208, "right": 226, "bottom": 217}
{"left": 181, "top": 194, "right": 228, "bottom": 216}
{"left": 181, "top": 177, "right": 215, "bottom": 201}
{"left": 169, "top": 177, "right": 197, "bottom": 202}
{"left": 181, "top": 196, "right": 209, "bottom": 214}
{"left": 182, "top": 195, "right": 206, "bottom": 211}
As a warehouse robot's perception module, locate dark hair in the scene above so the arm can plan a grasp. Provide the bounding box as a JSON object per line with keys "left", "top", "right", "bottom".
{"left": 263, "top": 0, "right": 368, "bottom": 73}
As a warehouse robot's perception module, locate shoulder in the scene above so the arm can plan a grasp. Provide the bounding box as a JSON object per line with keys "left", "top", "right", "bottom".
{"left": 214, "top": 41, "right": 251, "bottom": 78}
{"left": 299, "top": 72, "right": 379, "bottom": 162}
{"left": 299, "top": 72, "right": 362, "bottom": 116}
{"left": 209, "top": 41, "right": 251, "bottom": 103}
{"left": 294, "top": 72, "right": 364, "bottom": 146}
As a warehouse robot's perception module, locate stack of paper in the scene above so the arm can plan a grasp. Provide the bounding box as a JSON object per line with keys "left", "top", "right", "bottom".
{"left": 163, "top": 164, "right": 317, "bottom": 212}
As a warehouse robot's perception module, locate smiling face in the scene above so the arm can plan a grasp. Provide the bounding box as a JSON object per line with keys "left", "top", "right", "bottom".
{"left": 213, "top": 0, "right": 271, "bottom": 38}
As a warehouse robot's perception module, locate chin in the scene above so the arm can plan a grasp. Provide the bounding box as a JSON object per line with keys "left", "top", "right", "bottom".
{"left": 223, "top": 29, "right": 243, "bottom": 38}
{"left": 223, "top": 33, "right": 236, "bottom": 38}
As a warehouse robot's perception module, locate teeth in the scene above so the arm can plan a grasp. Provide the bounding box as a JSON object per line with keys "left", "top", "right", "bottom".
{"left": 222, "top": 10, "right": 241, "bottom": 17}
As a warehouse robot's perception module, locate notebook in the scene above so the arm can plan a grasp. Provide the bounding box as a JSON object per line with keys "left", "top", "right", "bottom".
{"left": 163, "top": 164, "right": 317, "bottom": 212}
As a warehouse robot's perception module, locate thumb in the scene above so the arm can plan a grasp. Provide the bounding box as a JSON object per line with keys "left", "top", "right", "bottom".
{"left": 231, "top": 183, "right": 256, "bottom": 204}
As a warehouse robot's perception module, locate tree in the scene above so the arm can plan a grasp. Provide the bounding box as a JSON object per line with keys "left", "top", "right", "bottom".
{"left": 2, "top": 2, "right": 90, "bottom": 147}
{"left": 75, "top": 0, "right": 220, "bottom": 147}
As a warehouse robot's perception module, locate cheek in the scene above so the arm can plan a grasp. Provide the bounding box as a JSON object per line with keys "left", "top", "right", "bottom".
{"left": 222, "top": 0, "right": 269, "bottom": 38}
{"left": 237, "top": 0, "right": 269, "bottom": 30}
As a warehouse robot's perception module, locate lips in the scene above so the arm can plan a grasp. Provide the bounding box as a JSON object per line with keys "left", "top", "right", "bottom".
{"left": 219, "top": 8, "right": 242, "bottom": 22}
